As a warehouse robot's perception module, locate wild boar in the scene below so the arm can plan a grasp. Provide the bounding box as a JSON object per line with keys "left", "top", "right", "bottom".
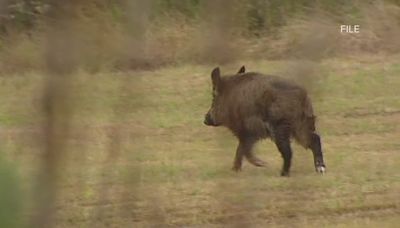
{"left": 204, "top": 66, "right": 326, "bottom": 176}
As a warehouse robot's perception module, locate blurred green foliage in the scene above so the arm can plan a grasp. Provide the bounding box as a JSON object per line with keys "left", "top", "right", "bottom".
{"left": 0, "top": 154, "right": 23, "bottom": 228}
{"left": 1, "top": 0, "right": 398, "bottom": 36}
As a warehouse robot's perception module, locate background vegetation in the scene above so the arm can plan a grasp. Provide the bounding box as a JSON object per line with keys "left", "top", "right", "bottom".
{"left": 1, "top": 0, "right": 400, "bottom": 73}
{"left": 0, "top": 1, "right": 399, "bottom": 227}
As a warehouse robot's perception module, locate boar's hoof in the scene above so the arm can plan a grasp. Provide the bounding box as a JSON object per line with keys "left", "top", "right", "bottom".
{"left": 247, "top": 157, "right": 266, "bottom": 167}
{"left": 232, "top": 165, "right": 242, "bottom": 172}
{"left": 281, "top": 171, "right": 290, "bottom": 177}
{"left": 316, "top": 166, "right": 326, "bottom": 174}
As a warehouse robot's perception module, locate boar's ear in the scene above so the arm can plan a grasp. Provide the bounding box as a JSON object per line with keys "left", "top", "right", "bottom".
{"left": 211, "top": 67, "right": 221, "bottom": 89}
{"left": 237, "top": 65, "right": 245, "bottom": 74}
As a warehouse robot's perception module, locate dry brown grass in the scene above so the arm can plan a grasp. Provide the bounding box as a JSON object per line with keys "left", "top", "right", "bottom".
{"left": 258, "top": 1, "right": 400, "bottom": 59}
{"left": 1, "top": 56, "right": 400, "bottom": 227}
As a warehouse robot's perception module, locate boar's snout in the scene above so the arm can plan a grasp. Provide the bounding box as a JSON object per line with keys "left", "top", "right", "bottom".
{"left": 204, "top": 112, "right": 218, "bottom": 126}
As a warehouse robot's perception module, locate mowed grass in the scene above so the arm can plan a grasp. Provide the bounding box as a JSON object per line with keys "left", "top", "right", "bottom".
{"left": 0, "top": 55, "right": 399, "bottom": 227}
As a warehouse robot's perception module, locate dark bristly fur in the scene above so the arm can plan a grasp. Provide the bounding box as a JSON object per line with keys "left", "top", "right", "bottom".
{"left": 204, "top": 66, "right": 326, "bottom": 176}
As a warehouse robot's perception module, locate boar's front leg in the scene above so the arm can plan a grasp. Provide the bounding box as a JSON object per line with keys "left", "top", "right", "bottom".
{"left": 232, "top": 138, "right": 256, "bottom": 172}
{"left": 241, "top": 117, "right": 267, "bottom": 167}
{"left": 244, "top": 148, "right": 266, "bottom": 167}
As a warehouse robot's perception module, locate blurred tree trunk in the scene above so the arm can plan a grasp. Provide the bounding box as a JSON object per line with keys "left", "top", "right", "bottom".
{"left": 29, "top": 1, "right": 78, "bottom": 227}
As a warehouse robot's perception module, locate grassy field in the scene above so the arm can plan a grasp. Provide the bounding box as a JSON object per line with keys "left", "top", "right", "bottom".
{"left": 0, "top": 55, "right": 400, "bottom": 227}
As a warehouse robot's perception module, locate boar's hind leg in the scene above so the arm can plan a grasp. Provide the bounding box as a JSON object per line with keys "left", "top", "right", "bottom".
{"left": 309, "top": 133, "right": 326, "bottom": 174}
{"left": 274, "top": 124, "right": 292, "bottom": 176}
{"left": 233, "top": 139, "right": 256, "bottom": 172}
